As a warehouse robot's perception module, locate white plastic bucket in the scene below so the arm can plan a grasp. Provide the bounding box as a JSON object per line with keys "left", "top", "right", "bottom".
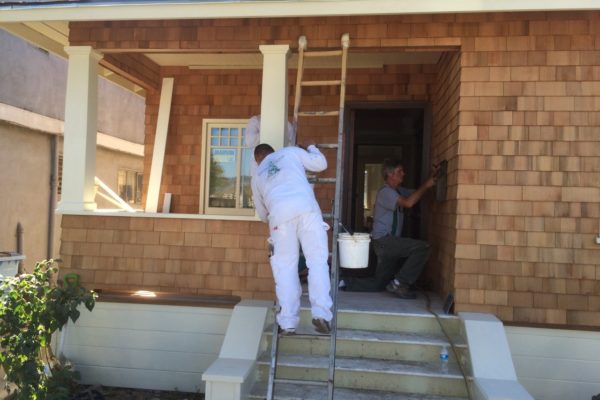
{"left": 337, "top": 233, "right": 371, "bottom": 269}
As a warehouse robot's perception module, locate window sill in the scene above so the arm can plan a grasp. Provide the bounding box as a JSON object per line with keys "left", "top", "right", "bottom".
{"left": 57, "top": 208, "right": 261, "bottom": 222}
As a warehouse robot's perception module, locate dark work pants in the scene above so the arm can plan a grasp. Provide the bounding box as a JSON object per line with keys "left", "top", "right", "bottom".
{"left": 344, "top": 235, "right": 431, "bottom": 292}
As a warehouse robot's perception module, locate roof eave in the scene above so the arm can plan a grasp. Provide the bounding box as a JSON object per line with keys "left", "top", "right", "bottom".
{"left": 1, "top": 0, "right": 600, "bottom": 23}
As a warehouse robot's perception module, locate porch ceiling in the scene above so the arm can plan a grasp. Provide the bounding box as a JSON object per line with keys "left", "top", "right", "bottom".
{"left": 1, "top": 18, "right": 442, "bottom": 96}
{"left": 147, "top": 51, "right": 443, "bottom": 69}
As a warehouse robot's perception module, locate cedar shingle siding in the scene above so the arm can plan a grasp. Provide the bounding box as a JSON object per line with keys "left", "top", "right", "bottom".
{"left": 61, "top": 11, "right": 600, "bottom": 328}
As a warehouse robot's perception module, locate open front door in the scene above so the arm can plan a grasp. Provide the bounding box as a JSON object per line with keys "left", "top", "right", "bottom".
{"left": 344, "top": 105, "right": 430, "bottom": 240}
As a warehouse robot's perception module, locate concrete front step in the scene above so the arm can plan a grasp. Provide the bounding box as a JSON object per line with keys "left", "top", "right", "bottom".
{"left": 257, "top": 353, "right": 469, "bottom": 397}
{"left": 249, "top": 381, "right": 468, "bottom": 400}
{"left": 267, "top": 326, "right": 467, "bottom": 363}
{"left": 298, "top": 308, "right": 461, "bottom": 337}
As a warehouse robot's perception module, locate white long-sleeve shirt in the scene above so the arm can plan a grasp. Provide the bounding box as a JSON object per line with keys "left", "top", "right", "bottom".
{"left": 251, "top": 145, "right": 327, "bottom": 227}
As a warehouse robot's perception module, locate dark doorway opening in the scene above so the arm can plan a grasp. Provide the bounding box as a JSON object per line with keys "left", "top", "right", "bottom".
{"left": 343, "top": 104, "right": 431, "bottom": 240}
{"left": 340, "top": 103, "right": 431, "bottom": 278}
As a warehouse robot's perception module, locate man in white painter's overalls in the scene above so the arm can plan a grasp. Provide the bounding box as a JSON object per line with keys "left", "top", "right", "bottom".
{"left": 251, "top": 143, "right": 332, "bottom": 335}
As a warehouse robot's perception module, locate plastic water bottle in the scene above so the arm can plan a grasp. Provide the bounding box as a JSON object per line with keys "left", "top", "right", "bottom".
{"left": 439, "top": 345, "right": 449, "bottom": 373}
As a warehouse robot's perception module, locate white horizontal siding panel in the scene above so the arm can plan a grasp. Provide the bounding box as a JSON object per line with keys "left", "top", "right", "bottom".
{"left": 75, "top": 365, "right": 205, "bottom": 393}
{"left": 63, "top": 302, "right": 234, "bottom": 393}
{"left": 64, "top": 326, "right": 224, "bottom": 352}
{"left": 64, "top": 344, "right": 216, "bottom": 373}
{"left": 508, "top": 328, "right": 600, "bottom": 361}
{"left": 85, "top": 301, "right": 233, "bottom": 316}
{"left": 506, "top": 326, "right": 600, "bottom": 400}
{"left": 511, "top": 355, "right": 600, "bottom": 383}
{"left": 73, "top": 304, "right": 231, "bottom": 333}
{"left": 518, "top": 377, "right": 600, "bottom": 400}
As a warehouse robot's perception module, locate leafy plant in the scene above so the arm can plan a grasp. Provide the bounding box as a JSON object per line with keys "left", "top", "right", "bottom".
{"left": 0, "top": 260, "right": 97, "bottom": 399}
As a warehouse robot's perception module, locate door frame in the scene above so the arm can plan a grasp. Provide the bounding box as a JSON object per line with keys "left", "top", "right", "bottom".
{"left": 342, "top": 101, "right": 433, "bottom": 237}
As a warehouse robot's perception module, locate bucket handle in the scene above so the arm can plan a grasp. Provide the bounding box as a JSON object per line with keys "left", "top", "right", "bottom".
{"left": 339, "top": 222, "right": 353, "bottom": 235}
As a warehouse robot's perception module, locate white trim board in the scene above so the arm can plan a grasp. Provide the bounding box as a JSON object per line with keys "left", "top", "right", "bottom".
{"left": 506, "top": 325, "right": 600, "bottom": 400}
{"left": 1, "top": 1, "right": 599, "bottom": 23}
{"left": 58, "top": 209, "right": 262, "bottom": 221}
{"left": 0, "top": 102, "right": 143, "bottom": 156}
{"left": 145, "top": 77, "right": 173, "bottom": 213}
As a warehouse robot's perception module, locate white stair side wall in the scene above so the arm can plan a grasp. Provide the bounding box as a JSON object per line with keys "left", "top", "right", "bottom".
{"left": 460, "top": 312, "right": 534, "bottom": 400}
{"left": 203, "top": 299, "right": 273, "bottom": 400}
{"left": 61, "top": 301, "right": 232, "bottom": 393}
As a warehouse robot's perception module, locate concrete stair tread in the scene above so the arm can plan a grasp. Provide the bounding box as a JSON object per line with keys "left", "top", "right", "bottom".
{"left": 266, "top": 324, "right": 466, "bottom": 347}
{"left": 337, "top": 328, "right": 466, "bottom": 347}
{"left": 249, "top": 381, "right": 467, "bottom": 399}
{"left": 299, "top": 301, "right": 460, "bottom": 320}
{"left": 258, "top": 353, "right": 467, "bottom": 379}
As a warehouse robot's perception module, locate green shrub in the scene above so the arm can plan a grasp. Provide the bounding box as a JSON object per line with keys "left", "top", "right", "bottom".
{"left": 0, "top": 260, "right": 96, "bottom": 399}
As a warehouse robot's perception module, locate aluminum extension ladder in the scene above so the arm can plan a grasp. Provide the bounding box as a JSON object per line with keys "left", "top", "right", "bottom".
{"left": 266, "top": 33, "right": 350, "bottom": 400}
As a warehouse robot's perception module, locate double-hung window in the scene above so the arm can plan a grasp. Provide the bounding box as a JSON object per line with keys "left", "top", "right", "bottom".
{"left": 200, "top": 119, "right": 254, "bottom": 216}
{"left": 118, "top": 169, "right": 143, "bottom": 205}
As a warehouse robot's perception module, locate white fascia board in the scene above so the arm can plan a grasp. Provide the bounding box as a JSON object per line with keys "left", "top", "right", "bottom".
{"left": 0, "top": 102, "right": 143, "bottom": 156}
{"left": 1, "top": 0, "right": 600, "bottom": 23}
{"left": 97, "top": 132, "right": 144, "bottom": 157}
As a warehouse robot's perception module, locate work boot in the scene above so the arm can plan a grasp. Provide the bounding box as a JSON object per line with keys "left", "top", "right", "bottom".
{"left": 312, "top": 318, "right": 331, "bottom": 334}
{"left": 386, "top": 279, "right": 417, "bottom": 299}
{"left": 278, "top": 326, "right": 296, "bottom": 336}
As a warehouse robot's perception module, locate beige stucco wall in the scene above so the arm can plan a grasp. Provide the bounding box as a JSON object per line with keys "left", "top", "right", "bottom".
{"left": 95, "top": 146, "right": 144, "bottom": 210}
{"left": 0, "top": 122, "right": 143, "bottom": 272}
{"left": 0, "top": 123, "right": 57, "bottom": 271}
{"left": 0, "top": 29, "right": 145, "bottom": 271}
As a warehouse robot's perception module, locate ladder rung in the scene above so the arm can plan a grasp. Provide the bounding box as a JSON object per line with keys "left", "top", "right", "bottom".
{"left": 274, "top": 378, "right": 328, "bottom": 386}
{"left": 298, "top": 111, "right": 339, "bottom": 117}
{"left": 301, "top": 80, "right": 342, "bottom": 87}
{"left": 304, "top": 50, "right": 343, "bottom": 58}
{"left": 316, "top": 143, "right": 338, "bottom": 149}
{"left": 308, "top": 177, "right": 336, "bottom": 184}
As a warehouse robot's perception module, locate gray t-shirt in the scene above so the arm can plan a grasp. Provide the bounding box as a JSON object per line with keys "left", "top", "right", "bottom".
{"left": 371, "top": 185, "right": 414, "bottom": 240}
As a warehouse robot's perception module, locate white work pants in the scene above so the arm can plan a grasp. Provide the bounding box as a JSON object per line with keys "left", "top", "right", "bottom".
{"left": 269, "top": 212, "right": 333, "bottom": 330}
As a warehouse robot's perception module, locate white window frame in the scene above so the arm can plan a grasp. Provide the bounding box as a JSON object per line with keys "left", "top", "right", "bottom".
{"left": 199, "top": 119, "right": 255, "bottom": 216}
{"left": 117, "top": 168, "right": 144, "bottom": 206}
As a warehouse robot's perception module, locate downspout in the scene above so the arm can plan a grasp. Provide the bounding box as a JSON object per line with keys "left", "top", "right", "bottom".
{"left": 16, "top": 222, "right": 23, "bottom": 274}
{"left": 47, "top": 135, "right": 57, "bottom": 261}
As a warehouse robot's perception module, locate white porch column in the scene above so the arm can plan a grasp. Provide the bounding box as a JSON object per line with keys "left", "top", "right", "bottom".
{"left": 58, "top": 46, "right": 103, "bottom": 212}
{"left": 259, "top": 44, "right": 290, "bottom": 150}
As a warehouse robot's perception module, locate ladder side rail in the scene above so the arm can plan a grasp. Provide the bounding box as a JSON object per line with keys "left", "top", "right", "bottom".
{"left": 327, "top": 33, "right": 350, "bottom": 400}
{"left": 266, "top": 310, "right": 280, "bottom": 400}
{"left": 292, "top": 36, "right": 307, "bottom": 140}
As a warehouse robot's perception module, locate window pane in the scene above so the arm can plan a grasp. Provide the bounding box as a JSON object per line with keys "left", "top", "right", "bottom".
{"left": 208, "top": 148, "right": 238, "bottom": 209}
{"left": 135, "top": 173, "right": 143, "bottom": 204}
{"left": 205, "top": 122, "right": 256, "bottom": 215}
{"left": 118, "top": 170, "right": 127, "bottom": 201}
{"left": 239, "top": 148, "right": 254, "bottom": 209}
